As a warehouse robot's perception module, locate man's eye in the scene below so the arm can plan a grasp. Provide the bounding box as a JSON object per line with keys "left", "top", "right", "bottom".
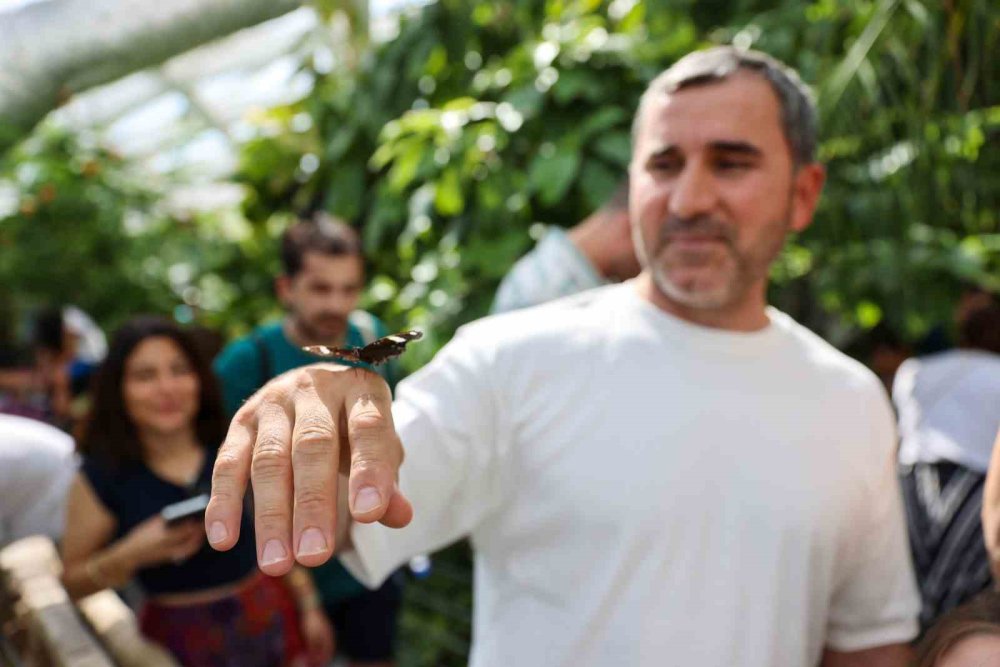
{"left": 717, "top": 160, "right": 752, "bottom": 171}
{"left": 650, "top": 160, "right": 680, "bottom": 173}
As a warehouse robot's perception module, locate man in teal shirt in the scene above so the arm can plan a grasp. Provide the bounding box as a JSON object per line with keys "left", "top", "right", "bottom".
{"left": 215, "top": 215, "right": 400, "bottom": 667}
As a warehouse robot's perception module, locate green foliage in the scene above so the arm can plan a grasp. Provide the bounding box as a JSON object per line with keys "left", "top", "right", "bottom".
{"left": 236, "top": 0, "right": 998, "bottom": 362}
{"left": 0, "top": 129, "right": 168, "bottom": 335}
{"left": 0, "top": 129, "right": 283, "bottom": 346}
{"left": 6, "top": 1, "right": 993, "bottom": 356}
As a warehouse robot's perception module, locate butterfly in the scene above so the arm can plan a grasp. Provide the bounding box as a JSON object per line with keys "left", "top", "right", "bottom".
{"left": 303, "top": 330, "right": 423, "bottom": 366}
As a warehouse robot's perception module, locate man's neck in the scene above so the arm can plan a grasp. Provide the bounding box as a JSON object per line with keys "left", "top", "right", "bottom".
{"left": 282, "top": 317, "right": 346, "bottom": 348}
{"left": 634, "top": 273, "right": 771, "bottom": 332}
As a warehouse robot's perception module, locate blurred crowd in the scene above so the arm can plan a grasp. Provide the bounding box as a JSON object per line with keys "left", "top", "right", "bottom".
{"left": 1, "top": 46, "right": 999, "bottom": 667}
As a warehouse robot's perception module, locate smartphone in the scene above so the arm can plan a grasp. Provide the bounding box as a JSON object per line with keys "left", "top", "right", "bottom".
{"left": 160, "top": 494, "right": 210, "bottom": 526}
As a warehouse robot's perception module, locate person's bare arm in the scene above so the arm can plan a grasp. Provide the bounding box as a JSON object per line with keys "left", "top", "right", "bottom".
{"left": 61, "top": 474, "right": 120, "bottom": 598}
{"left": 62, "top": 473, "right": 205, "bottom": 599}
{"left": 820, "top": 644, "right": 912, "bottom": 667}
{"left": 982, "top": 428, "right": 1000, "bottom": 582}
{"left": 206, "top": 364, "right": 412, "bottom": 577}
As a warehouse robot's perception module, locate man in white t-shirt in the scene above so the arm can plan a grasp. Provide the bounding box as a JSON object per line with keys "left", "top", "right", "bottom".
{"left": 206, "top": 47, "right": 920, "bottom": 666}
{"left": 0, "top": 414, "right": 77, "bottom": 548}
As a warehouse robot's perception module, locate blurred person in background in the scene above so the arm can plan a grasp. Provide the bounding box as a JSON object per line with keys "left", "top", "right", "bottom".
{"left": 491, "top": 179, "right": 639, "bottom": 313}
{"left": 60, "top": 316, "right": 332, "bottom": 667}
{"left": 0, "top": 306, "right": 106, "bottom": 430}
{"left": 897, "top": 292, "right": 1000, "bottom": 630}
{"left": 214, "top": 215, "right": 401, "bottom": 667}
{"left": 208, "top": 47, "right": 919, "bottom": 667}
{"left": 0, "top": 413, "right": 76, "bottom": 548}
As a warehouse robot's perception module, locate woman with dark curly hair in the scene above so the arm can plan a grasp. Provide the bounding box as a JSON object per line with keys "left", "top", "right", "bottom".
{"left": 59, "top": 316, "right": 332, "bottom": 667}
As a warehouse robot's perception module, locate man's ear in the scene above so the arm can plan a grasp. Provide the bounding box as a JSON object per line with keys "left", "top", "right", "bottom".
{"left": 789, "top": 163, "right": 826, "bottom": 233}
{"left": 275, "top": 275, "right": 291, "bottom": 305}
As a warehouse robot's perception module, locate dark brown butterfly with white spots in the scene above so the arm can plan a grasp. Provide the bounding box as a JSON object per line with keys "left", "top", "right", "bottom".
{"left": 303, "top": 330, "right": 423, "bottom": 366}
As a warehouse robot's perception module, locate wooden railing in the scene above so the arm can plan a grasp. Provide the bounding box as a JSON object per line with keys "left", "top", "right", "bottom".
{"left": 0, "top": 536, "right": 177, "bottom": 667}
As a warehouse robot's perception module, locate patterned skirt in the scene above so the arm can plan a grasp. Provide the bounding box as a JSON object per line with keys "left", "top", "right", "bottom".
{"left": 140, "top": 574, "right": 306, "bottom": 667}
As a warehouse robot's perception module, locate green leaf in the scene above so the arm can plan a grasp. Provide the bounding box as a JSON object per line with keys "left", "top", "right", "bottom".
{"left": 528, "top": 146, "right": 581, "bottom": 205}
{"left": 387, "top": 140, "right": 426, "bottom": 191}
{"left": 578, "top": 161, "right": 620, "bottom": 211}
{"left": 434, "top": 168, "right": 465, "bottom": 215}
{"left": 577, "top": 107, "right": 628, "bottom": 140}
{"left": 553, "top": 69, "right": 597, "bottom": 104}
{"left": 326, "top": 125, "right": 357, "bottom": 161}
{"left": 503, "top": 85, "right": 544, "bottom": 118}
{"left": 591, "top": 131, "right": 632, "bottom": 166}
{"left": 323, "top": 165, "right": 365, "bottom": 220}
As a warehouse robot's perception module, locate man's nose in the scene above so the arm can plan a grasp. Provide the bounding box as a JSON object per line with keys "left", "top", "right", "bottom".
{"left": 669, "top": 164, "right": 718, "bottom": 219}
{"left": 325, "top": 291, "right": 354, "bottom": 314}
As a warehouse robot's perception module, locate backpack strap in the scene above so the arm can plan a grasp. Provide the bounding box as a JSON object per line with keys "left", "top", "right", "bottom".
{"left": 251, "top": 332, "right": 274, "bottom": 390}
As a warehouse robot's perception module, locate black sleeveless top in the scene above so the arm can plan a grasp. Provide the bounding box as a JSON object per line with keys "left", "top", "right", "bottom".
{"left": 80, "top": 447, "right": 258, "bottom": 595}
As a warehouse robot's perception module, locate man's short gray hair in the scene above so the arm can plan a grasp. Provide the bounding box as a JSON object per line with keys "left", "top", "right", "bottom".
{"left": 633, "top": 46, "right": 819, "bottom": 167}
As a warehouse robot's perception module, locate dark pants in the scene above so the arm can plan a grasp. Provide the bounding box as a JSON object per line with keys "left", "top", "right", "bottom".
{"left": 323, "top": 574, "right": 403, "bottom": 663}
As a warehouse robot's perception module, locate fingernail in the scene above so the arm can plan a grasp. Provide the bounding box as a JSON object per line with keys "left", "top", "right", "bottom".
{"left": 208, "top": 521, "right": 228, "bottom": 545}
{"left": 297, "top": 528, "right": 328, "bottom": 557}
{"left": 261, "top": 539, "right": 287, "bottom": 566}
{"left": 353, "top": 486, "right": 382, "bottom": 514}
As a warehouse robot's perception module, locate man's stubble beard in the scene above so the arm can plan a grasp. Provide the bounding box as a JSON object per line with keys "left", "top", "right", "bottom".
{"left": 632, "top": 204, "right": 792, "bottom": 312}
{"left": 291, "top": 311, "right": 348, "bottom": 346}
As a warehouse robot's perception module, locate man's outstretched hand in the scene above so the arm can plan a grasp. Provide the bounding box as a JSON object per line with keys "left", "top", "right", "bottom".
{"left": 205, "top": 364, "right": 413, "bottom": 576}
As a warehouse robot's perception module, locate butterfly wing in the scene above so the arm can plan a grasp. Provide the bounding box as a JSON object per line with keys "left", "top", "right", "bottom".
{"left": 302, "top": 330, "right": 422, "bottom": 366}
{"left": 357, "top": 330, "right": 424, "bottom": 365}
{"left": 301, "top": 345, "right": 361, "bottom": 363}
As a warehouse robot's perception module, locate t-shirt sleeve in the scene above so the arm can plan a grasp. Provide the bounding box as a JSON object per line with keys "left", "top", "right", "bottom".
{"left": 825, "top": 382, "right": 920, "bottom": 651}
{"left": 213, "top": 338, "right": 262, "bottom": 418}
{"left": 340, "top": 324, "right": 508, "bottom": 587}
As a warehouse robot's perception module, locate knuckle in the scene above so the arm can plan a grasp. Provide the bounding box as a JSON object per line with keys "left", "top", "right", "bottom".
{"left": 233, "top": 406, "right": 257, "bottom": 429}
{"left": 253, "top": 505, "right": 290, "bottom": 530}
{"left": 251, "top": 447, "right": 289, "bottom": 480}
{"left": 295, "top": 486, "right": 333, "bottom": 512}
{"left": 293, "top": 370, "right": 318, "bottom": 393}
{"left": 349, "top": 411, "right": 385, "bottom": 439}
{"left": 349, "top": 453, "right": 388, "bottom": 476}
{"left": 294, "top": 421, "right": 336, "bottom": 448}
{"left": 212, "top": 451, "right": 244, "bottom": 480}
{"left": 254, "top": 431, "right": 289, "bottom": 458}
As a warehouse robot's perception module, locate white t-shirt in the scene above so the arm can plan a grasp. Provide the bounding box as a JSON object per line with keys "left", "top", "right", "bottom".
{"left": 0, "top": 414, "right": 76, "bottom": 548}
{"left": 343, "top": 283, "right": 919, "bottom": 666}
{"left": 894, "top": 349, "right": 1000, "bottom": 473}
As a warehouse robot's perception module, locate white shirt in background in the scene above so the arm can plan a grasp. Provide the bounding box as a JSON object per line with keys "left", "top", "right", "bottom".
{"left": 894, "top": 349, "right": 1000, "bottom": 473}
{"left": 343, "top": 282, "right": 919, "bottom": 667}
{"left": 0, "top": 414, "right": 77, "bottom": 548}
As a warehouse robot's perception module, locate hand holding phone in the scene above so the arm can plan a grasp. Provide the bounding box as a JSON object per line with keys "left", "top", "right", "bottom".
{"left": 161, "top": 493, "right": 210, "bottom": 526}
